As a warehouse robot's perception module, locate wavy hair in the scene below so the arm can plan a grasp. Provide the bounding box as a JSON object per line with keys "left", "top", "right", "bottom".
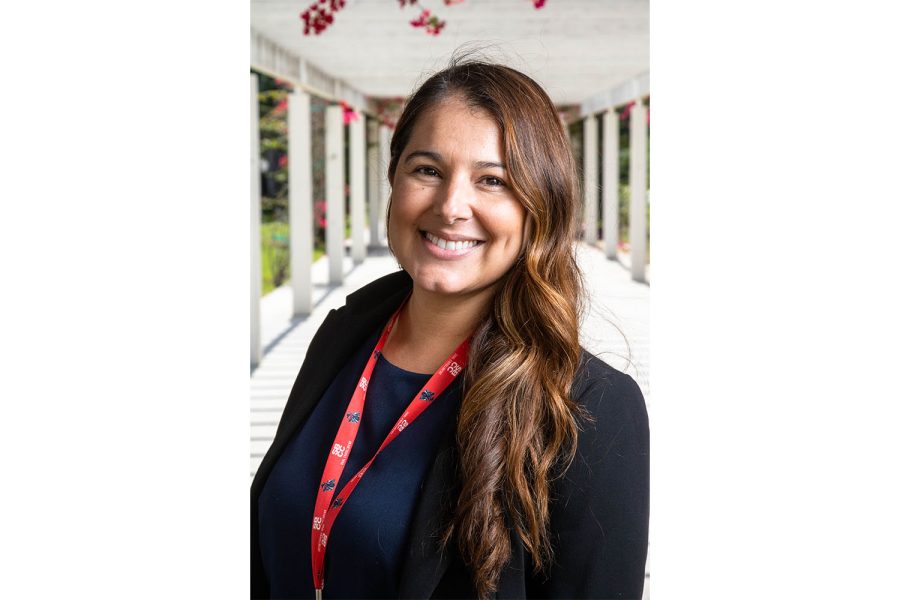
{"left": 387, "top": 58, "right": 586, "bottom": 598}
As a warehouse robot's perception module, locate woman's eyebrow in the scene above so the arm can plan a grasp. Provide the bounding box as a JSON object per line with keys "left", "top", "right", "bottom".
{"left": 404, "top": 151, "right": 506, "bottom": 171}
{"left": 474, "top": 160, "right": 506, "bottom": 171}
{"left": 404, "top": 150, "right": 442, "bottom": 164}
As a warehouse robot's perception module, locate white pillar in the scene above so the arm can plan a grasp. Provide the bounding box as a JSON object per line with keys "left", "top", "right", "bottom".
{"left": 367, "top": 120, "right": 380, "bottom": 248}
{"left": 378, "top": 124, "right": 391, "bottom": 246}
{"left": 325, "top": 105, "right": 345, "bottom": 284}
{"left": 349, "top": 113, "right": 366, "bottom": 264}
{"left": 629, "top": 99, "right": 648, "bottom": 283}
{"left": 603, "top": 108, "right": 620, "bottom": 260}
{"left": 583, "top": 114, "right": 599, "bottom": 244}
{"left": 250, "top": 74, "right": 262, "bottom": 368}
{"left": 289, "top": 90, "right": 313, "bottom": 316}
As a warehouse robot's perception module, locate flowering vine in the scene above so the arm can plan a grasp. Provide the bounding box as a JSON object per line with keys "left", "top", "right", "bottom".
{"left": 300, "top": 0, "right": 546, "bottom": 36}
{"left": 300, "top": 0, "right": 347, "bottom": 35}
{"left": 409, "top": 8, "right": 445, "bottom": 36}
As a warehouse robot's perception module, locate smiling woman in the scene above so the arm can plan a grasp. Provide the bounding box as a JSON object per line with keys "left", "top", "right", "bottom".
{"left": 251, "top": 58, "right": 649, "bottom": 600}
{"left": 387, "top": 97, "right": 528, "bottom": 357}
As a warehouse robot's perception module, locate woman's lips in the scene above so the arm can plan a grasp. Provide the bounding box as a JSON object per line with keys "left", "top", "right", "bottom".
{"left": 420, "top": 230, "right": 484, "bottom": 258}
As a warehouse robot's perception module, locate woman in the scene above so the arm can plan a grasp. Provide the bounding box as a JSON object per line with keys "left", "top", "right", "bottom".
{"left": 251, "top": 59, "right": 649, "bottom": 599}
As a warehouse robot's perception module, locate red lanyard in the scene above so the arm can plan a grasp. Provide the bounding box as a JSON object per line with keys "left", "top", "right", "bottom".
{"left": 310, "top": 304, "right": 470, "bottom": 598}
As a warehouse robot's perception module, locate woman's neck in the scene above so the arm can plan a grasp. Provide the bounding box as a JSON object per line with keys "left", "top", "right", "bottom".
{"left": 382, "top": 286, "right": 491, "bottom": 374}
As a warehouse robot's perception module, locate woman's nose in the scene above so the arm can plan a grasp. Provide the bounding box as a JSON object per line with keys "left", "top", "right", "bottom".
{"left": 433, "top": 175, "right": 473, "bottom": 224}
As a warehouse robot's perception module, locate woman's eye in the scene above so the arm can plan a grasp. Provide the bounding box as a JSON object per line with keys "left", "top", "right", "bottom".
{"left": 414, "top": 166, "right": 440, "bottom": 177}
{"left": 482, "top": 176, "right": 506, "bottom": 188}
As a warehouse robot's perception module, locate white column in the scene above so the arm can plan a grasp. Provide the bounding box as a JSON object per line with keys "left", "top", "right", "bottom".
{"left": 350, "top": 113, "right": 366, "bottom": 264}
{"left": 367, "top": 120, "right": 380, "bottom": 248}
{"left": 602, "top": 108, "right": 620, "bottom": 260}
{"left": 378, "top": 124, "right": 391, "bottom": 246}
{"left": 325, "top": 105, "right": 345, "bottom": 284}
{"left": 582, "top": 114, "right": 599, "bottom": 244}
{"left": 289, "top": 90, "right": 313, "bottom": 316}
{"left": 250, "top": 74, "right": 262, "bottom": 368}
{"left": 629, "top": 99, "right": 648, "bottom": 283}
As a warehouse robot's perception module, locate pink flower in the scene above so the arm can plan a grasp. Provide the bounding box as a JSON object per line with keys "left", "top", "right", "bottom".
{"left": 339, "top": 100, "right": 359, "bottom": 125}
{"left": 314, "top": 200, "right": 327, "bottom": 228}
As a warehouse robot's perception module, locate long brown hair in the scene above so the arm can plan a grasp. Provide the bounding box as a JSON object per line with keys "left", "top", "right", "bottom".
{"left": 388, "top": 58, "right": 585, "bottom": 598}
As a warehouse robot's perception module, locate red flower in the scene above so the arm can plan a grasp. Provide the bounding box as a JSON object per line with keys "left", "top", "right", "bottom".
{"left": 314, "top": 201, "right": 327, "bottom": 228}
{"left": 278, "top": 155, "right": 288, "bottom": 169}
{"left": 410, "top": 8, "right": 445, "bottom": 34}
{"left": 339, "top": 100, "right": 359, "bottom": 125}
{"left": 271, "top": 99, "right": 288, "bottom": 115}
{"left": 299, "top": 0, "right": 346, "bottom": 35}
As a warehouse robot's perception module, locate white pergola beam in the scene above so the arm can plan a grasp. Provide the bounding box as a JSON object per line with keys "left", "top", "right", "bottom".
{"left": 580, "top": 72, "right": 650, "bottom": 117}
{"left": 603, "top": 108, "right": 620, "bottom": 260}
{"left": 325, "top": 105, "right": 345, "bottom": 284}
{"left": 350, "top": 114, "right": 366, "bottom": 264}
{"left": 289, "top": 90, "right": 313, "bottom": 316}
{"left": 583, "top": 114, "right": 599, "bottom": 244}
{"left": 629, "top": 100, "right": 648, "bottom": 283}
{"left": 251, "top": 29, "right": 374, "bottom": 112}
{"left": 250, "top": 74, "right": 262, "bottom": 368}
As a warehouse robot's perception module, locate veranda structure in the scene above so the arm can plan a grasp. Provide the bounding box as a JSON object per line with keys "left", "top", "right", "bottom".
{"left": 249, "top": 0, "right": 650, "bottom": 368}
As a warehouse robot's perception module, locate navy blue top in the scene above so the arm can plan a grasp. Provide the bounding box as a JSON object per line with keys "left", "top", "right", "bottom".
{"left": 258, "top": 329, "right": 462, "bottom": 599}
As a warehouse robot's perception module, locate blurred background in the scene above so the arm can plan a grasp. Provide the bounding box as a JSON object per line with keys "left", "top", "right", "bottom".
{"left": 249, "top": 0, "right": 650, "bottom": 591}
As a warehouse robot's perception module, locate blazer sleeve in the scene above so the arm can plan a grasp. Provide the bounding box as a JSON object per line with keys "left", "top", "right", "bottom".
{"left": 527, "top": 364, "right": 650, "bottom": 599}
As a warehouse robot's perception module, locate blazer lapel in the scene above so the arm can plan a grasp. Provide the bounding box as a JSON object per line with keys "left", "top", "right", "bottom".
{"left": 397, "top": 414, "right": 459, "bottom": 598}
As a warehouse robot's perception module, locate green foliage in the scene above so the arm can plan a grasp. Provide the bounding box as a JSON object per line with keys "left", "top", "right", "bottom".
{"left": 261, "top": 222, "right": 290, "bottom": 295}
{"left": 614, "top": 184, "right": 650, "bottom": 258}
{"left": 256, "top": 72, "right": 291, "bottom": 223}
{"left": 618, "top": 183, "right": 630, "bottom": 242}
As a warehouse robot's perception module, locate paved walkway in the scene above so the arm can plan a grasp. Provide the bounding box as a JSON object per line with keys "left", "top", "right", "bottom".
{"left": 250, "top": 242, "right": 650, "bottom": 479}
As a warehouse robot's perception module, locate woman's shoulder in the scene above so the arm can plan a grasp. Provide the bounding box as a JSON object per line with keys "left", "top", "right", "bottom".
{"left": 572, "top": 350, "right": 647, "bottom": 419}
{"left": 312, "top": 270, "right": 412, "bottom": 335}
{"left": 345, "top": 270, "right": 412, "bottom": 309}
{"left": 568, "top": 349, "right": 649, "bottom": 459}
{"left": 528, "top": 349, "right": 649, "bottom": 597}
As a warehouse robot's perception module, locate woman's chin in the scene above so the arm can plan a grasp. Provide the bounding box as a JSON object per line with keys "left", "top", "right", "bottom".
{"left": 411, "top": 276, "right": 467, "bottom": 297}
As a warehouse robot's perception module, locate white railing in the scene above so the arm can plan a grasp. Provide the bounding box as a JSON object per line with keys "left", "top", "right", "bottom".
{"left": 580, "top": 73, "right": 650, "bottom": 283}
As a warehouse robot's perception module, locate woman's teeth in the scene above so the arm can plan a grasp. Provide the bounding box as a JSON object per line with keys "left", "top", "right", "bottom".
{"left": 425, "top": 232, "right": 479, "bottom": 251}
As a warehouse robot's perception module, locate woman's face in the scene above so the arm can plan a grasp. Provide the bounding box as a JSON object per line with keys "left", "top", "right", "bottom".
{"left": 389, "top": 96, "right": 527, "bottom": 302}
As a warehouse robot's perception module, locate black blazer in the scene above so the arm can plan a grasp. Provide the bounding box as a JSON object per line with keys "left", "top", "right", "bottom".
{"left": 251, "top": 271, "right": 649, "bottom": 599}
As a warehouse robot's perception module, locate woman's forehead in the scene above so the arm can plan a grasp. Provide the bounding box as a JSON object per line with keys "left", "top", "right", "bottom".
{"left": 404, "top": 98, "right": 500, "bottom": 151}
